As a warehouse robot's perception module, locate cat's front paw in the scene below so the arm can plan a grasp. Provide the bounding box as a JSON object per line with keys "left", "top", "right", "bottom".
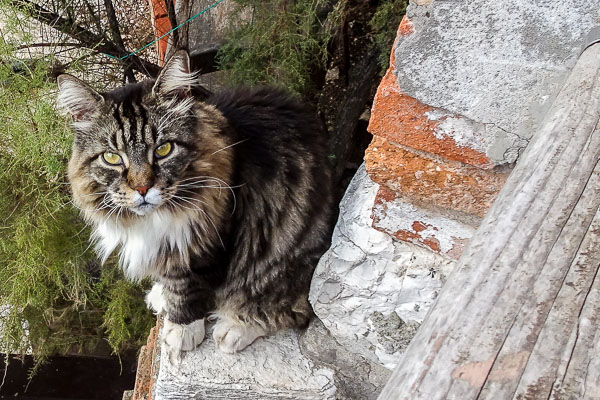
{"left": 162, "top": 318, "right": 205, "bottom": 365}
{"left": 145, "top": 282, "right": 167, "bottom": 315}
{"left": 212, "top": 318, "right": 267, "bottom": 354}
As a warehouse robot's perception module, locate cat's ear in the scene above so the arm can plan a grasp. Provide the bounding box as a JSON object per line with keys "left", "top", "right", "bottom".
{"left": 57, "top": 74, "right": 104, "bottom": 123}
{"left": 152, "top": 50, "right": 196, "bottom": 98}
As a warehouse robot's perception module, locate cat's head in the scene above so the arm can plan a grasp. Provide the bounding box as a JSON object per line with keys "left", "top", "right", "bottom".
{"left": 59, "top": 50, "right": 232, "bottom": 226}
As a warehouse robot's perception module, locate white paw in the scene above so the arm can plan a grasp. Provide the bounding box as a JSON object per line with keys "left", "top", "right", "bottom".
{"left": 162, "top": 318, "right": 205, "bottom": 366}
{"left": 145, "top": 282, "right": 167, "bottom": 315}
{"left": 212, "top": 318, "right": 267, "bottom": 354}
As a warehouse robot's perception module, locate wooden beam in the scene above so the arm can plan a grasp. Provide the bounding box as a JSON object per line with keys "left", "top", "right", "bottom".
{"left": 378, "top": 34, "right": 600, "bottom": 399}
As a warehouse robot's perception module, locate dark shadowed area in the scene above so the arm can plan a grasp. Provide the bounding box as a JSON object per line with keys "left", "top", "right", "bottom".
{"left": 0, "top": 355, "right": 137, "bottom": 400}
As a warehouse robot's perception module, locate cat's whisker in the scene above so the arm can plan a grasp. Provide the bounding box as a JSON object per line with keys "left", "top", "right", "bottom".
{"left": 66, "top": 200, "right": 110, "bottom": 213}
{"left": 77, "top": 229, "right": 97, "bottom": 258}
{"left": 170, "top": 197, "right": 225, "bottom": 250}
{"left": 170, "top": 195, "right": 208, "bottom": 210}
{"left": 101, "top": 204, "right": 120, "bottom": 226}
{"left": 175, "top": 176, "right": 239, "bottom": 216}
{"left": 210, "top": 139, "right": 248, "bottom": 156}
{"left": 65, "top": 192, "right": 114, "bottom": 213}
{"left": 115, "top": 206, "right": 125, "bottom": 225}
{"left": 80, "top": 191, "right": 112, "bottom": 197}
{"left": 178, "top": 175, "right": 229, "bottom": 183}
{"left": 70, "top": 219, "right": 93, "bottom": 242}
{"left": 199, "top": 208, "right": 225, "bottom": 250}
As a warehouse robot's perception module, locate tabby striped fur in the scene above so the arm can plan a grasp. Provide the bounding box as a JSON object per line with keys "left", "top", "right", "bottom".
{"left": 59, "top": 50, "right": 333, "bottom": 355}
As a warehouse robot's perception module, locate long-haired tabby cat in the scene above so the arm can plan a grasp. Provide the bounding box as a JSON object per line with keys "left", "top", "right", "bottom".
{"left": 58, "top": 50, "right": 332, "bottom": 362}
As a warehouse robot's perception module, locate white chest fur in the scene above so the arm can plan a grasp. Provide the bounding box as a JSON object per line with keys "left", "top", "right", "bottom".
{"left": 92, "top": 210, "right": 193, "bottom": 280}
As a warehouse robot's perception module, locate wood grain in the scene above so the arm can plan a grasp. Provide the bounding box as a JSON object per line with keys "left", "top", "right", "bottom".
{"left": 378, "top": 42, "right": 600, "bottom": 400}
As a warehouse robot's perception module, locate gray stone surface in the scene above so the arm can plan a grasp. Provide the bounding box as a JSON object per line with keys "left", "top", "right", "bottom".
{"left": 309, "top": 165, "right": 455, "bottom": 370}
{"left": 154, "top": 327, "right": 338, "bottom": 400}
{"left": 300, "top": 319, "right": 392, "bottom": 400}
{"left": 395, "top": 0, "right": 598, "bottom": 165}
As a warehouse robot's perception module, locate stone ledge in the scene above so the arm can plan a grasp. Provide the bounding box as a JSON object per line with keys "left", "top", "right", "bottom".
{"left": 154, "top": 327, "right": 338, "bottom": 400}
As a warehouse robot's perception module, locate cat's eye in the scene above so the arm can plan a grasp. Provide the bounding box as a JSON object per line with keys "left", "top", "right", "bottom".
{"left": 154, "top": 142, "right": 173, "bottom": 159}
{"left": 102, "top": 152, "right": 122, "bottom": 165}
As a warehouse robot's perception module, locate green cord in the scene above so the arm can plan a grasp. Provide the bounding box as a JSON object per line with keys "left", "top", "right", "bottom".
{"left": 103, "top": 0, "right": 226, "bottom": 61}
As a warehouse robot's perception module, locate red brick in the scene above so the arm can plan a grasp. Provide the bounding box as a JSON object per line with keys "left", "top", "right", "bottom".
{"left": 398, "top": 15, "right": 415, "bottom": 37}
{"left": 367, "top": 19, "right": 497, "bottom": 170}
{"left": 368, "top": 68, "right": 494, "bottom": 169}
{"left": 365, "top": 136, "right": 508, "bottom": 219}
{"left": 133, "top": 319, "right": 162, "bottom": 400}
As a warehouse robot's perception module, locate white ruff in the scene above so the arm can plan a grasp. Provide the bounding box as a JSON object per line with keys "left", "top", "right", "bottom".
{"left": 92, "top": 209, "right": 193, "bottom": 281}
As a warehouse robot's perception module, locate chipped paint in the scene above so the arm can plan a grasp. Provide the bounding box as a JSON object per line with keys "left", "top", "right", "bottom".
{"left": 451, "top": 358, "right": 494, "bottom": 387}
{"left": 372, "top": 187, "right": 475, "bottom": 258}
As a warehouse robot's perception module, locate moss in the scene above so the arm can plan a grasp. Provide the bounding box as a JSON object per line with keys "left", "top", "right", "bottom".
{"left": 370, "top": 0, "right": 408, "bottom": 73}
{"left": 0, "top": 38, "right": 154, "bottom": 367}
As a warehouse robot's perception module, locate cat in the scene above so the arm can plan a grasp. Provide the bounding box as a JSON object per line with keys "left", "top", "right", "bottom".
{"left": 57, "top": 50, "right": 333, "bottom": 363}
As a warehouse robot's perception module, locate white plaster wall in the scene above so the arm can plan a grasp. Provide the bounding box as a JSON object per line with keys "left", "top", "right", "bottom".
{"left": 309, "top": 165, "right": 455, "bottom": 369}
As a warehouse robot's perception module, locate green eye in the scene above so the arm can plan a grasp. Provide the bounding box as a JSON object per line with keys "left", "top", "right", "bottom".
{"left": 155, "top": 142, "right": 173, "bottom": 158}
{"left": 102, "top": 152, "right": 122, "bottom": 165}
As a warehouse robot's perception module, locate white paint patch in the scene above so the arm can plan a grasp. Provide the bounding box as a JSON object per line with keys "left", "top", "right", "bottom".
{"left": 310, "top": 166, "right": 456, "bottom": 369}
{"left": 372, "top": 199, "right": 474, "bottom": 255}
{"left": 425, "top": 110, "right": 489, "bottom": 155}
{"left": 92, "top": 209, "right": 194, "bottom": 280}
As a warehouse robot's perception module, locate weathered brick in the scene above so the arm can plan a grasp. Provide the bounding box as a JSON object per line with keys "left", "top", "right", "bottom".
{"left": 367, "top": 61, "right": 497, "bottom": 169}
{"left": 398, "top": 15, "right": 415, "bottom": 37}
{"left": 372, "top": 186, "right": 474, "bottom": 259}
{"left": 364, "top": 136, "right": 508, "bottom": 219}
{"left": 367, "top": 16, "right": 506, "bottom": 170}
{"left": 133, "top": 319, "right": 161, "bottom": 400}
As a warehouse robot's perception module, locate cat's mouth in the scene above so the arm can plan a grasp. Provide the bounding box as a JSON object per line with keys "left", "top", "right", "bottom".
{"left": 130, "top": 187, "right": 163, "bottom": 216}
{"left": 131, "top": 201, "right": 156, "bottom": 216}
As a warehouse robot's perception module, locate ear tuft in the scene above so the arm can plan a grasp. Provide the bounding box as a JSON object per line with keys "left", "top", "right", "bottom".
{"left": 57, "top": 74, "right": 104, "bottom": 123}
{"left": 152, "top": 50, "right": 197, "bottom": 98}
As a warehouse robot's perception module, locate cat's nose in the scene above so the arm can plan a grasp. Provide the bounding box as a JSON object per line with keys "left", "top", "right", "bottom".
{"left": 135, "top": 186, "right": 150, "bottom": 196}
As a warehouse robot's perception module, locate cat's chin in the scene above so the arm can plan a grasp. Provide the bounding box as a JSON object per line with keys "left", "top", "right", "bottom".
{"left": 131, "top": 204, "right": 157, "bottom": 216}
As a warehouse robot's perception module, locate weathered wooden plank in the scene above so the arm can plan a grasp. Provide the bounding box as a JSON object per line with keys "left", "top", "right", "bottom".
{"left": 377, "top": 40, "right": 600, "bottom": 400}
{"left": 518, "top": 198, "right": 600, "bottom": 399}
{"left": 485, "top": 154, "right": 600, "bottom": 399}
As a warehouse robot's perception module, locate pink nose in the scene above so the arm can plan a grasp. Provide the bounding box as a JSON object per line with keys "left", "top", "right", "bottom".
{"left": 135, "top": 186, "right": 150, "bottom": 196}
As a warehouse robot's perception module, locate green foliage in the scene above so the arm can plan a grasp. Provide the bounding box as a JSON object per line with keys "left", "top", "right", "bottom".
{"left": 370, "top": 0, "right": 409, "bottom": 73}
{"left": 217, "top": 0, "right": 330, "bottom": 96}
{"left": 0, "top": 38, "right": 154, "bottom": 365}
{"left": 217, "top": 0, "right": 408, "bottom": 94}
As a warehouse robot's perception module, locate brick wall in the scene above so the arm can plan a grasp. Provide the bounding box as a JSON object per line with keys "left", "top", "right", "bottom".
{"left": 363, "top": 0, "right": 595, "bottom": 259}
{"left": 365, "top": 18, "right": 509, "bottom": 259}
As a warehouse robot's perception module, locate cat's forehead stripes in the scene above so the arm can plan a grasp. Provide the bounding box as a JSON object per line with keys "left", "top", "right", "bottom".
{"left": 112, "top": 99, "right": 155, "bottom": 151}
